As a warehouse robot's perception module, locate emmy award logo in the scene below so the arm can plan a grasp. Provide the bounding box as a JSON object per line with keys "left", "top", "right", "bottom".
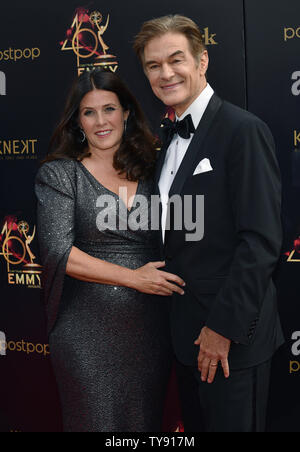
{"left": 0, "top": 219, "right": 42, "bottom": 288}
{"left": 61, "top": 8, "right": 118, "bottom": 75}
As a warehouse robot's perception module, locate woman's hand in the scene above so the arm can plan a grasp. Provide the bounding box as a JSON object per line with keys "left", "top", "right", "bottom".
{"left": 131, "top": 261, "right": 186, "bottom": 296}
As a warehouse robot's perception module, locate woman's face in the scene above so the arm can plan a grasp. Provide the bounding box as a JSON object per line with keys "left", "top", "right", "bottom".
{"left": 79, "top": 89, "right": 129, "bottom": 155}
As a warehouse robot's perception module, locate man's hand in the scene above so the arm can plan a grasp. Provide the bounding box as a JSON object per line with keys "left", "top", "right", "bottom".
{"left": 194, "top": 327, "right": 231, "bottom": 384}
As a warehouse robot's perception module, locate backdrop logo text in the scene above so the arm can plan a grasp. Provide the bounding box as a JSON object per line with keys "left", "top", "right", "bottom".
{"left": 0, "top": 47, "right": 40, "bottom": 62}
{"left": 294, "top": 130, "right": 300, "bottom": 147}
{"left": 0, "top": 139, "right": 38, "bottom": 161}
{"left": 202, "top": 27, "right": 218, "bottom": 46}
{"left": 284, "top": 27, "right": 300, "bottom": 41}
{"left": 0, "top": 338, "right": 50, "bottom": 357}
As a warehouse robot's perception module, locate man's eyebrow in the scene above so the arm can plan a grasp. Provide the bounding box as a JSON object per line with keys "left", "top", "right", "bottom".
{"left": 145, "top": 50, "right": 185, "bottom": 67}
{"left": 169, "top": 50, "right": 185, "bottom": 58}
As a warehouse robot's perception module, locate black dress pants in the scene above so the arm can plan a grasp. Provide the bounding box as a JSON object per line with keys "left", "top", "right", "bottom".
{"left": 175, "top": 359, "right": 271, "bottom": 432}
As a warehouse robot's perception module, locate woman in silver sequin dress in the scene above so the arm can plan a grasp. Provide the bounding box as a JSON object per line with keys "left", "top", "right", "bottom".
{"left": 35, "top": 69, "right": 185, "bottom": 432}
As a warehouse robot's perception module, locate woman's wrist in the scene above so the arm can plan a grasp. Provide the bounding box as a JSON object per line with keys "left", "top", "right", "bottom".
{"left": 116, "top": 267, "right": 136, "bottom": 290}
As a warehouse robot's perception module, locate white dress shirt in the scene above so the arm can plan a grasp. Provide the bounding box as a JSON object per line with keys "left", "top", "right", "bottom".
{"left": 159, "top": 83, "right": 214, "bottom": 242}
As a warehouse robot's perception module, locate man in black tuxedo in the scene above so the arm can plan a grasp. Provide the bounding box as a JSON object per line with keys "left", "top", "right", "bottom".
{"left": 134, "top": 15, "right": 284, "bottom": 432}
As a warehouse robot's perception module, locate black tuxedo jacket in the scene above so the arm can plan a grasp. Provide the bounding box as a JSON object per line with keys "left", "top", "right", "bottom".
{"left": 155, "top": 94, "right": 284, "bottom": 370}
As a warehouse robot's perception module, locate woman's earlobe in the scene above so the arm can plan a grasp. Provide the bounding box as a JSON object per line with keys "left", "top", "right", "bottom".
{"left": 79, "top": 129, "right": 86, "bottom": 143}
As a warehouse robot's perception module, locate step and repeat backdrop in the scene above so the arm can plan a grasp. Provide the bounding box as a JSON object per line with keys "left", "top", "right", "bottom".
{"left": 0, "top": 0, "right": 299, "bottom": 432}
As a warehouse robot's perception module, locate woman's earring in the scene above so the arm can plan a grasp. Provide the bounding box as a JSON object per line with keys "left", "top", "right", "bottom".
{"left": 79, "top": 129, "right": 86, "bottom": 143}
{"left": 124, "top": 120, "right": 127, "bottom": 134}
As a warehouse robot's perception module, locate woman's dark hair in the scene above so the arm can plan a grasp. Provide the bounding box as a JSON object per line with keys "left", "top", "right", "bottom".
{"left": 43, "top": 69, "right": 157, "bottom": 181}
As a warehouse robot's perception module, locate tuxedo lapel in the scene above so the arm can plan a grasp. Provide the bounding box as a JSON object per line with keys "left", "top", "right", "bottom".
{"left": 154, "top": 143, "right": 168, "bottom": 255}
{"left": 169, "top": 94, "right": 223, "bottom": 198}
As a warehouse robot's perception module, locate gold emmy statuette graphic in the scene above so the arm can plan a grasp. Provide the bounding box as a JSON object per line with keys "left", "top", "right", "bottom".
{"left": 90, "top": 11, "right": 110, "bottom": 56}
{"left": 61, "top": 9, "right": 118, "bottom": 75}
{"left": 17, "top": 221, "right": 41, "bottom": 268}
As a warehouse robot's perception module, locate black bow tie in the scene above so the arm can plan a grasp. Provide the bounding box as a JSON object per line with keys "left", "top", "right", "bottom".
{"left": 160, "top": 114, "right": 195, "bottom": 147}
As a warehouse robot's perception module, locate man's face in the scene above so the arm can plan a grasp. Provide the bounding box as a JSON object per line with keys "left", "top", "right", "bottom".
{"left": 143, "top": 32, "right": 208, "bottom": 117}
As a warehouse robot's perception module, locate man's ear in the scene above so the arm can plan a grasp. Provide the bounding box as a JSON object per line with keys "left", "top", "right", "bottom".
{"left": 199, "top": 50, "right": 209, "bottom": 76}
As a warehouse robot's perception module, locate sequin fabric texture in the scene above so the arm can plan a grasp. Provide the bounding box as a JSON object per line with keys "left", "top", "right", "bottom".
{"left": 35, "top": 159, "right": 172, "bottom": 432}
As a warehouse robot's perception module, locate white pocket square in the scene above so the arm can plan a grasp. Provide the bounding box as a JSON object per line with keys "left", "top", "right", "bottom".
{"left": 193, "top": 158, "right": 213, "bottom": 176}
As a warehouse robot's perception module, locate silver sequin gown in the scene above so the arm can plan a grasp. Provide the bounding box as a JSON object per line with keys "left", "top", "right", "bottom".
{"left": 35, "top": 159, "right": 172, "bottom": 432}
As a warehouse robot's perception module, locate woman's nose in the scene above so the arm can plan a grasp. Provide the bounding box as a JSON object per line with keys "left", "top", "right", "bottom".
{"left": 90, "top": 110, "right": 107, "bottom": 127}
